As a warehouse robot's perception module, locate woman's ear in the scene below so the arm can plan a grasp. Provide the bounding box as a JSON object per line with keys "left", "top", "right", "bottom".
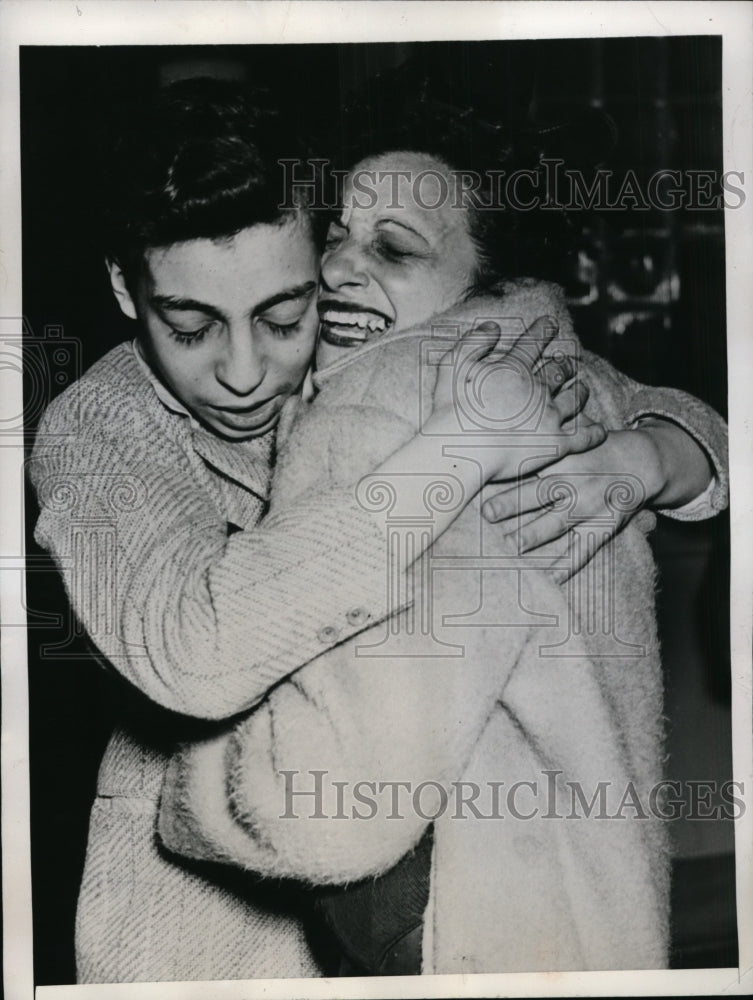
{"left": 106, "top": 258, "right": 138, "bottom": 321}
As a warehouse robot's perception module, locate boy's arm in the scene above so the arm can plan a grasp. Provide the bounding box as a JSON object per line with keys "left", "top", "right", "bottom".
{"left": 30, "top": 408, "right": 399, "bottom": 721}
{"left": 159, "top": 579, "right": 540, "bottom": 884}
{"left": 29, "top": 315, "right": 595, "bottom": 722}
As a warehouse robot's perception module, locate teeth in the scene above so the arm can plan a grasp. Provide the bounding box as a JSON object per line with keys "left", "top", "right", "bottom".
{"left": 322, "top": 310, "right": 387, "bottom": 333}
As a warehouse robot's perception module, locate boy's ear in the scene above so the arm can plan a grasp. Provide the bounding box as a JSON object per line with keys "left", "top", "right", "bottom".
{"left": 106, "top": 258, "right": 138, "bottom": 321}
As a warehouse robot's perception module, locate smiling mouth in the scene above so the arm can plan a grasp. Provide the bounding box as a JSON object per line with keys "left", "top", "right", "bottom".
{"left": 318, "top": 303, "right": 393, "bottom": 347}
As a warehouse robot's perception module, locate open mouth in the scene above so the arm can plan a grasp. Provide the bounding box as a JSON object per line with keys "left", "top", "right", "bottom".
{"left": 318, "top": 302, "right": 393, "bottom": 347}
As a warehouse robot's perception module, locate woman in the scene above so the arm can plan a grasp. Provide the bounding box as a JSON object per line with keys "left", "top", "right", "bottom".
{"left": 31, "top": 79, "right": 725, "bottom": 982}
{"left": 157, "top": 99, "right": 728, "bottom": 974}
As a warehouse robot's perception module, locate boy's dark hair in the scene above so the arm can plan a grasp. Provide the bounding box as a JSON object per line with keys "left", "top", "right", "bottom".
{"left": 99, "top": 77, "right": 323, "bottom": 285}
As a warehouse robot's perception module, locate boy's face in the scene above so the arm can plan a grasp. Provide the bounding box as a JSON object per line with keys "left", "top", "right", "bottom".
{"left": 109, "top": 216, "right": 319, "bottom": 440}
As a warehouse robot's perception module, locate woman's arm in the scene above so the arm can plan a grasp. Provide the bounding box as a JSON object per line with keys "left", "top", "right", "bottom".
{"left": 582, "top": 350, "right": 727, "bottom": 516}
{"left": 428, "top": 279, "right": 726, "bottom": 541}
{"left": 631, "top": 416, "right": 713, "bottom": 510}
{"left": 481, "top": 344, "right": 728, "bottom": 570}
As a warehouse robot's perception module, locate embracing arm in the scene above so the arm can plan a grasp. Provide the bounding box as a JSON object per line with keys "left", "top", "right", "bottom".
{"left": 159, "top": 540, "right": 541, "bottom": 884}
{"left": 585, "top": 351, "right": 727, "bottom": 518}
{"left": 30, "top": 401, "right": 399, "bottom": 721}
{"left": 428, "top": 280, "right": 727, "bottom": 536}
{"left": 481, "top": 344, "right": 728, "bottom": 566}
{"left": 30, "top": 322, "right": 594, "bottom": 722}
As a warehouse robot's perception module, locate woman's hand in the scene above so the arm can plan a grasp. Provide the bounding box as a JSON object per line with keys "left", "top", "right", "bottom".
{"left": 480, "top": 427, "right": 665, "bottom": 582}
{"left": 367, "top": 315, "right": 606, "bottom": 574}
{"left": 427, "top": 316, "right": 607, "bottom": 483}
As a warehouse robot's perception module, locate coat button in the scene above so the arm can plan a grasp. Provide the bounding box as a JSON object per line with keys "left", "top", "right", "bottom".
{"left": 317, "top": 625, "right": 339, "bottom": 644}
{"left": 346, "top": 607, "right": 369, "bottom": 626}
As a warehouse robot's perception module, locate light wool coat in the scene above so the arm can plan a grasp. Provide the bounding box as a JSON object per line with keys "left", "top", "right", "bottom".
{"left": 159, "top": 281, "right": 728, "bottom": 974}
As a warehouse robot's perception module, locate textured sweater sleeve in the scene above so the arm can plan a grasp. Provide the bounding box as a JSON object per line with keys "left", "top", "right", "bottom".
{"left": 160, "top": 572, "right": 541, "bottom": 883}
{"left": 30, "top": 403, "right": 395, "bottom": 721}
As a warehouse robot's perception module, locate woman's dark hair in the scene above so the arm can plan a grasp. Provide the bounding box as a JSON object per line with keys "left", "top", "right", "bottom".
{"left": 98, "top": 77, "right": 324, "bottom": 286}
{"left": 326, "top": 67, "right": 613, "bottom": 292}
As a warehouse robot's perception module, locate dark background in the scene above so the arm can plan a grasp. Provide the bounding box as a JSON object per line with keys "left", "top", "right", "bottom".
{"left": 21, "top": 38, "right": 735, "bottom": 984}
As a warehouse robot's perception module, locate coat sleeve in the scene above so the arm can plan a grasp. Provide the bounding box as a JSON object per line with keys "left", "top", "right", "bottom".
{"left": 579, "top": 350, "right": 728, "bottom": 520}
{"left": 30, "top": 405, "right": 398, "bottom": 721}
{"left": 438, "top": 279, "right": 728, "bottom": 520}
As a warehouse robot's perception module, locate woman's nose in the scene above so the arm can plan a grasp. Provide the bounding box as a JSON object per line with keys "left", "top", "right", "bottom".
{"left": 215, "top": 330, "right": 265, "bottom": 396}
{"left": 321, "top": 236, "right": 368, "bottom": 291}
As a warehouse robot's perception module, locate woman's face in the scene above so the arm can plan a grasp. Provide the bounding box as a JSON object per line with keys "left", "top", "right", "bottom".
{"left": 109, "top": 215, "right": 320, "bottom": 440}
{"left": 317, "top": 152, "right": 478, "bottom": 367}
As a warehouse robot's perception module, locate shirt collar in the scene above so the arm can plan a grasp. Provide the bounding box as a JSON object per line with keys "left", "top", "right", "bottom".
{"left": 130, "top": 340, "right": 276, "bottom": 500}
{"left": 132, "top": 339, "right": 195, "bottom": 420}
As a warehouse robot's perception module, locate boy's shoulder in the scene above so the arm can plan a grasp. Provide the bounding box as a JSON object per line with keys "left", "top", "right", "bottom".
{"left": 35, "top": 341, "right": 158, "bottom": 441}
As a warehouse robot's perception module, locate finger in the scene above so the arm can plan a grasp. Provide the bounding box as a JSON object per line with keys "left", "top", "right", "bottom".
{"left": 471, "top": 314, "right": 560, "bottom": 371}
{"left": 551, "top": 521, "right": 615, "bottom": 583}
{"left": 444, "top": 319, "right": 503, "bottom": 373}
{"left": 553, "top": 378, "right": 590, "bottom": 423}
{"left": 433, "top": 320, "right": 501, "bottom": 375}
{"left": 514, "top": 507, "right": 577, "bottom": 554}
{"left": 476, "top": 320, "right": 502, "bottom": 335}
{"left": 499, "top": 314, "right": 559, "bottom": 369}
{"left": 482, "top": 478, "right": 547, "bottom": 523}
{"left": 534, "top": 353, "right": 576, "bottom": 394}
{"left": 560, "top": 419, "right": 607, "bottom": 456}
{"left": 469, "top": 316, "right": 561, "bottom": 422}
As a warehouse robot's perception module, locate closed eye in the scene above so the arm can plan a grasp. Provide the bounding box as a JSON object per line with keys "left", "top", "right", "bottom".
{"left": 261, "top": 318, "right": 304, "bottom": 338}
{"left": 168, "top": 323, "right": 213, "bottom": 346}
{"left": 324, "top": 221, "right": 347, "bottom": 251}
{"left": 374, "top": 236, "right": 414, "bottom": 262}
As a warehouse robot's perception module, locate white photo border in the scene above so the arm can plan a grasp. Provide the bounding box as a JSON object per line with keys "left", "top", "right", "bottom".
{"left": 1, "top": 3, "right": 751, "bottom": 998}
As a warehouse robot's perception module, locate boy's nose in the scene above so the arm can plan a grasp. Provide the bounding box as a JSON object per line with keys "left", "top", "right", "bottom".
{"left": 215, "top": 330, "right": 265, "bottom": 396}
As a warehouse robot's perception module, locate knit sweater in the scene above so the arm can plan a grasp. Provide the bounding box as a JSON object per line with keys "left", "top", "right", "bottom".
{"left": 158, "top": 281, "right": 728, "bottom": 974}
{"left": 29, "top": 342, "right": 409, "bottom": 982}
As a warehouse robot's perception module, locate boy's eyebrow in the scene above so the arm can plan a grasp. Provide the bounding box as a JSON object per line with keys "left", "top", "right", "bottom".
{"left": 253, "top": 281, "right": 317, "bottom": 315}
{"left": 150, "top": 295, "right": 223, "bottom": 317}
{"left": 150, "top": 282, "right": 317, "bottom": 318}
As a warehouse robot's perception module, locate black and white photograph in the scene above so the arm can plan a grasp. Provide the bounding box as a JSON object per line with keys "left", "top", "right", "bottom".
{"left": 2, "top": 3, "right": 752, "bottom": 998}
